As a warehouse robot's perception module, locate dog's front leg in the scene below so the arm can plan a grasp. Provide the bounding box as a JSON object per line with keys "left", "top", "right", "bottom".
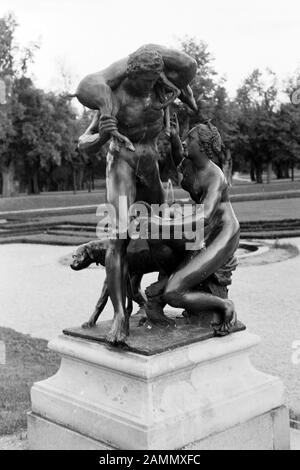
{"left": 125, "top": 275, "right": 134, "bottom": 318}
{"left": 82, "top": 278, "right": 109, "bottom": 328}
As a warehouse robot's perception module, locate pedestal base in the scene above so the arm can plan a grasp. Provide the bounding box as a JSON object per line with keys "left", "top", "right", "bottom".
{"left": 28, "top": 330, "right": 290, "bottom": 450}
{"left": 28, "top": 405, "right": 289, "bottom": 450}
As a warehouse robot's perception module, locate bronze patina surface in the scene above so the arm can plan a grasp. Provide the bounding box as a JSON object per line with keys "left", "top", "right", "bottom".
{"left": 63, "top": 312, "right": 246, "bottom": 356}
{"left": 73, "top": 45, "right": 241, "bottom": 345}
{"left": 75, "top": 44, "right": 197, "bottom": 344}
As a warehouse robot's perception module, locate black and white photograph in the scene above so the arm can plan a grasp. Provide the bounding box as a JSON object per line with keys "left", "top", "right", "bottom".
{"left": 0, "top": 0, "right": 299, "bottom": 453}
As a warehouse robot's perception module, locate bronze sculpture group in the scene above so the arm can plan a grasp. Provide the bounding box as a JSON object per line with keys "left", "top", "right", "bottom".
{"left": 72, "top": 44, "right": 240, "bottom": 344}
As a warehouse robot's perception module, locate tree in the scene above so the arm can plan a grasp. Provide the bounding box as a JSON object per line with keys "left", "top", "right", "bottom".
{"left": 0, "top": 13, "right": 18, "bottom": 196}
{"left": 0, "top": 12, "right": 38, "bottom": 196}
{"left": 73, "top": 107, "right": 108, "bottom": 191}
{"left": 272, "top": 103, "right": 300, "bottom": 179}
{"left": 173, "top": 38, "right": 238, "bottom": 183}
{"left": 0, "top": 13, "right": 83, "bottom": 195}
{"left": 13, "top": 81, "right": 79, "bottom": 194}
{"left": 234, "top": 69, "right": 279, "bottom": 183}
{"left": 173, "top": 37, "right": 219, "bottom": 136}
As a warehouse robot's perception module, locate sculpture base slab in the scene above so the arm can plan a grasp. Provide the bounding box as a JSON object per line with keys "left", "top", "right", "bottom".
{"left": 28, "top": 329, "right": 290, "bottom": 450}
{"left": 63, "top": 312, "right": 246, "bottom": 355}
{"left": 28, "top": 406, "right": 289, "bottom": 450}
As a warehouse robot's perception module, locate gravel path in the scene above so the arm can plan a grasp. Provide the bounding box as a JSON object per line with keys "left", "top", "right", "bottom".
{"left": 0, "top": 241, "right": 299, "bottom": 413}
{"left": 230, "top": 237, "right": 300, "bottom": 415}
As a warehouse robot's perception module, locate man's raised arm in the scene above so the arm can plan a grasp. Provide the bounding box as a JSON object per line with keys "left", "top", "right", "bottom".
{"left": 75, "top": 64, "right": 135, "bottom": 152}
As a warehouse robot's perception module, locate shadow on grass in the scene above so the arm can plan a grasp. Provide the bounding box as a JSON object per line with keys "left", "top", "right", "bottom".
{"left": 0, "top": 327, "right": 60, "bottom": 436}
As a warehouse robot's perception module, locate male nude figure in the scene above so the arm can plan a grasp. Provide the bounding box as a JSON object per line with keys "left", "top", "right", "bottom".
{"left": 76, "top": 45, "right": 196, "bottom": 343}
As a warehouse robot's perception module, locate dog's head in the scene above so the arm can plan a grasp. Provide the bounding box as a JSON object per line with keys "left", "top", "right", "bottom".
{"left": 70, "top": 243, "right": 94, "bottom": 271}
{"left": 70, "top": 240, "right": 108, "bottom": 271}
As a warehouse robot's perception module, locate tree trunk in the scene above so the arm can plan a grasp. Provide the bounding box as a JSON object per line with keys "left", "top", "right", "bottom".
{"left": 87, "top": 168, "right": 92, "bottom": 193}
{"left": 250, "top": 161, "right": 256, "bottom": 181}
{"left": 255, "top": 162, "right": 263, "bottom": 183}
{"left": 283, "top": 163, "right": 289, "bottom": 179}
{"left": 72, "top": 168, "right": 77, "bottom": 194}
{"left": 267, "top": 161, "right": 272, "bottom": 184}
{"left": 1, "top": 162, "right": 15, "bottom": 197}
{"left": 32, "top": 169, "right": 40, "bottom": 194}
{"left": 78, "top": 167, "right": 84, "bottom": 190}
{"left": 275, "top": 164, "right": 283, "bottom": 179}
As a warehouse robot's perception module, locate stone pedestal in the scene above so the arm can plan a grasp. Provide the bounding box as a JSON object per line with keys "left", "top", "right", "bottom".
{"left": 28, "top": 319, "right": 290, "bottom": 450}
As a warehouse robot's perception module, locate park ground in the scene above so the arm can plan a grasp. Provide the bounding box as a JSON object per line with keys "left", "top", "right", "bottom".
{"left": 1, "top": 177, "right": 300, "bottom": 214}
{"left": 0, "top": 176, "right": 300, "bottom": 449}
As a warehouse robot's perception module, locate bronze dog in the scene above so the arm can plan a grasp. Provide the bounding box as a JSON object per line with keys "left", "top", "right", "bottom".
{"left": 70, "top": 239, "right": 160, "bottom": 328}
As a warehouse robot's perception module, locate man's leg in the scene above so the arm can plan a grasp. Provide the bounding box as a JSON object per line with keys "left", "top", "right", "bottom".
{"left": 105, "top": 152, "right": 136, "bottom": 343}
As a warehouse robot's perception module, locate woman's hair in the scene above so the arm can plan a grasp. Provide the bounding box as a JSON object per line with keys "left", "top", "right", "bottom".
{"left": 193, "top": 121, "right": 222, "bottom": 159}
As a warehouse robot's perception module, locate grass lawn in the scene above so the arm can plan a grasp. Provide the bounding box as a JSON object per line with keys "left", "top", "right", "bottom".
{"left": 12, "top": 197, "right": 298, "bottom": 225}
{"left": 0, "top": 190, "right": 106, "bottom": 213}
{"left": 230, "top": 181, "right": 300, "bottom": 195}
{"left": 1, "top": 178, "right": 300, "bottom": 214}
{"left": 0, "top": 327, "right": 60, "bottom": 436}
{"left": 232, "top": 198, "right": 300, "bottom": 221}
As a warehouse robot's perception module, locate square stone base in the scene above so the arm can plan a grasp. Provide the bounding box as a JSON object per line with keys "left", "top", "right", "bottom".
{"left": 28, "top": 405, "right": 289, "bottom": 450}
{"left": 185, "top": 406, "right": 289, "bottom": 450}
{"left": 28, "top": 330, "right": 290, "bottom": 450}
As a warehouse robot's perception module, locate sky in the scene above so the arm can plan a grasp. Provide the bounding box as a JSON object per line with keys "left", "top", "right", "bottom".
{"left": 0, "top": 0, "right": 300, "bottom": 97}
